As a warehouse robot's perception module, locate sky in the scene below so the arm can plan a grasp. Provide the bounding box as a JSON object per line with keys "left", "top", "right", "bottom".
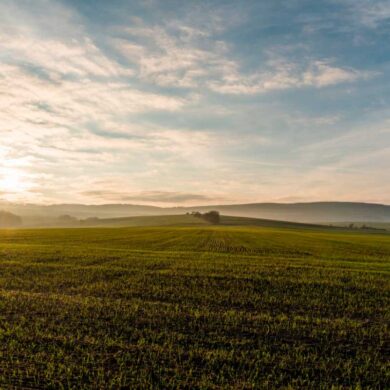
{"left": 0, "top": 0, "right": 389, "bottom": 206}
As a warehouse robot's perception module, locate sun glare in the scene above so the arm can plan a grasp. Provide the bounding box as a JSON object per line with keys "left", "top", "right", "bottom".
{"left": 0, "top": 169, "right": 29, "bottom": 194}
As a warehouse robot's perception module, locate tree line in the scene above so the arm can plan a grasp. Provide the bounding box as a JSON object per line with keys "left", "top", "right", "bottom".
{"left": 190, "top": 210, "right": 220, "bottom": 224}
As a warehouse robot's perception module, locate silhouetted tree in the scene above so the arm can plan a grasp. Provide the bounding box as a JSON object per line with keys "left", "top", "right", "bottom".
{"left": 191, "top": 210, "right": 220, "bottom": 224}
{"left": 202, "top": 211, "right": 220, "bottom": 224}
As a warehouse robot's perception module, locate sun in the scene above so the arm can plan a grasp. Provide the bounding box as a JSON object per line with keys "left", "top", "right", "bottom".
{"left": 0, "top": 169, "right": 29, "bottom": 194}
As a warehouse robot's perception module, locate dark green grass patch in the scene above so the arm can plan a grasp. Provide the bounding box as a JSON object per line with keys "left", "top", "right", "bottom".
{"left": 0, "top": 226, "right": 389, "bottom": 388}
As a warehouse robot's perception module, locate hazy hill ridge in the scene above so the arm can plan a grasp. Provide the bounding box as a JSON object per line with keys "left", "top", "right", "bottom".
{"left": 0, "top": 211, "right": 22, "bottom": 227}
{"left": 1, "top": 201, "right": 389, "bottom": 223}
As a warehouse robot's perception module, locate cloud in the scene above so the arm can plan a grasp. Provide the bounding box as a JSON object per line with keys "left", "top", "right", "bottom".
{"left": 209, "top": 59, "right": 375, "bottom": 94}
{"left": 302, "top": 60, "right": 373, "bottom": 87}
{"left": 2, "top": 35, "right": 133, "bottom": 79}
{"left": 0, "top": 1, "right": 189, "bottom": 148}
{"left": 114, "top": 18, "right": 375, "bottom": 95}
{"left": 344, "top": 0, "right": 390, "bottom": 28}
{"left": 0, "top": 61, "right": 186, "bottom": 126}
{"left": 115, "top": 23, "right": 230, "bottom": 88}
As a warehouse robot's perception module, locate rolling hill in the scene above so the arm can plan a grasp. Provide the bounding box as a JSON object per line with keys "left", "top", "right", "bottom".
{"left": 1, "top": 201, "right": 390, "bottom": 224}
{"left": 10, "top": 213, "right": 387, "bottom": 232}
{"left": 186, "top": 202, "right": 390, "bottom": 223}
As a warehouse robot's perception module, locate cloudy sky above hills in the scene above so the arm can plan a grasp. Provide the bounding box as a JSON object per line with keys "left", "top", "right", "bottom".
{"left": 1, "top": 0, "right": 389, "bottom": 205}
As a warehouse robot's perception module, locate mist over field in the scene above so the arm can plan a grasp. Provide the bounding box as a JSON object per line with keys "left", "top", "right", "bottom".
{"left": 1, "top": 200, "right": 390, "bottom": 228}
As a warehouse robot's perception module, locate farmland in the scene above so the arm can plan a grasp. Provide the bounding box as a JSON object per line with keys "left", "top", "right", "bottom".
{"left": 0, "top": 222, "right": 389, "bottom": 388}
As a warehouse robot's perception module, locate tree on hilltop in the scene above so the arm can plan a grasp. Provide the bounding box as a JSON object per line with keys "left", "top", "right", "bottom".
{"left": 192, "top": 210, "right": 220, "bottom": 224}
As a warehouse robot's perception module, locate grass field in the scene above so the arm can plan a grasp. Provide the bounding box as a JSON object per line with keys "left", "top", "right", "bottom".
{"left": 0, "top": 223, "right": 389, "bottom": 388}
{"left": 323, "top": 222, "right": 390, "bottom": 231}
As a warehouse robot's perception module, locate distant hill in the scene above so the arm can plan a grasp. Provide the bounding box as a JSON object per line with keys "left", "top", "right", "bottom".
{"left": 13, "top": 213, "right": 388, "bottom": 233}
{"left": 81, "top": 214, "right": 340, "bottom": 231}
{"left": 185, "top": 202, "right": 390, "bottom": 223}
{"left": 0, "top": 211, "right": 22, "bottom": 227}
{"left": 0, "top": 202, "right": 162, "bottom": 219}
{"left": 0, "top": 201, "right": 389, "bottom": 223}
{"left": 0, "top": 210, "right": 388, "bottom": 232}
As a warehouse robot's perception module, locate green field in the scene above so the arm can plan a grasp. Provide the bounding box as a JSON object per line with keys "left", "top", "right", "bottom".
{"left": 0, "top": 223, "right": 389, "bottom": 388}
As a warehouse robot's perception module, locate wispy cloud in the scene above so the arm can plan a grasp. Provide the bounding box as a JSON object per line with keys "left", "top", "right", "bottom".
{"left": 115, "top": 22, "right": 231, "bottom": 89}
{"left": 343, "top": 0, "right": 390, "bottom": 27}
{"left": 114, "top": 16, "right": 375, "bottom": 95}
{"left": 209, "top": 59, "right": 375, "bottom": 94}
